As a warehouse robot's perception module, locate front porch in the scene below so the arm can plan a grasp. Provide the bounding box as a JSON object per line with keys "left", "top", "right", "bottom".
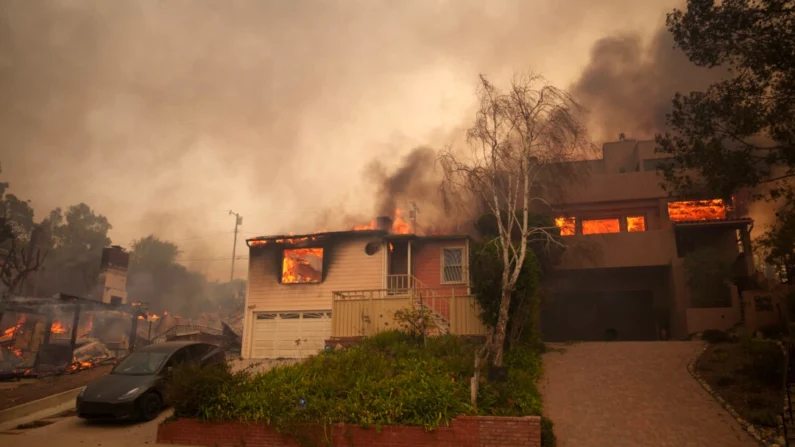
{"left": 330, "top": 274, "right": 487, "bottom": 338}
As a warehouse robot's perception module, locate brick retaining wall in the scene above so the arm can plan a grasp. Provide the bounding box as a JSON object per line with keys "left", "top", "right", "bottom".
{"left": 156, "top": 415, "right": 541, "bottom": 447}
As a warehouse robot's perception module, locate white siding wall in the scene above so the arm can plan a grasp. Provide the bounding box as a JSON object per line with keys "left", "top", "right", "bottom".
{"left": 241, "top": 236, "right": 384, "bottom": 358}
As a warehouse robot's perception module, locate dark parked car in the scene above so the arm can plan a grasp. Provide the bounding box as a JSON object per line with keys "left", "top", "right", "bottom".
{"left": 76, "top": 341, "right": 225, "bottom": 421}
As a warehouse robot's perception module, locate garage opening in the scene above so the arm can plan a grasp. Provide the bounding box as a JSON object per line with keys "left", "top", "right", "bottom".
{"left": 541, "top": 290, "right": 657, "bottom": 342}
{"left": 251, "top": 310, "right": 331, "bottom": 359}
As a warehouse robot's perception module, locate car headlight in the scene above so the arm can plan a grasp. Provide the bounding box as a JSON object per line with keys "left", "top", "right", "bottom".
{"left": 116, "top": 387, "right": 141, "bottom": 401}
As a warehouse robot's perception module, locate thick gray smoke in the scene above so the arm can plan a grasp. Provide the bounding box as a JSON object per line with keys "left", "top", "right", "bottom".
{"left": 370, "top": 147, "right": 438, "bottom": 218}
{"left": 572, "top": 27, "right": 727, "bottom": 141}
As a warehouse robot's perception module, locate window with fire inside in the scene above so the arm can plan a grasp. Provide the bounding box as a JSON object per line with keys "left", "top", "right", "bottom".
{"left": 281, "top": 248, "right": 324, "bottom": 284}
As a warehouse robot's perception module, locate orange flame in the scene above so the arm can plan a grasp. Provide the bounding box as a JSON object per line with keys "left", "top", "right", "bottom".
{"left": 51, "top": 321, "right": 67, "bottom": 334}
{"left": 353, "top": 209, "right": 412, "bottom": 234}
{"left": 250, "top": 236, "right": 320, "bottom": 247}
{"left": 353, "top": 220, "right": 376, "bottom": 231}
{"left": 668, "top": 199, "right": 727, "bottom": 222}
{"left": 627, "top": 216, "right": 646, "bottom": 232}
{"left": 582, "top": 219, "right": 620, "bottom": 235}
{"left": 282, "top": 248, "right": 323, "bottom": 284}
{"left": 80, "top": 314, "right": 94, "bottom": 337}
{"left": 554, "top": 217, "right": 575, "bottom": 236}
{"left": 2, "top": 316, "right": 26, "bottom": 338}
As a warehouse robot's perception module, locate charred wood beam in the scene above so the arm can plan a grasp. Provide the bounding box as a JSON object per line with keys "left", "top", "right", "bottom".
{"left": 42, "top": 313, "right": 53, "bottom": 346}
{"left": 69, "top": 304, "right": 81, "bottom": 355}
{"left": 129, "top": 314, "right": 139, "bottom": 353}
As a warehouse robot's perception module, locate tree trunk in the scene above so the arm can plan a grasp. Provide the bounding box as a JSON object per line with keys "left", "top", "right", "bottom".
{"left": 492, "top": 287, "right": 512, "bottom": 366}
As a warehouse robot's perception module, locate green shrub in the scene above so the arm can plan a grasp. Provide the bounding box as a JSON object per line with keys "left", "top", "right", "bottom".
{"left": 746, "top": 393, "right": 775, "bottom": 410}
{"left": 541, "top": 416, "right": 556, "bottom": 447}
{"left": 758, "top": 324, "right": 785, "bottom": 340}
{"left": 710, "top": 348, "right": 729, "bottom": 363}
{"left": 702, "top": 329, "right": 729, "bottom": 344}
{"left": 715, "top": 373, "right": 735, "bottom": 387}
{"left": 748, "top": 409, "right": 779, "bottom": 427}
{"left": 168, "top": 331, "right": 546, "bottom": 433}
{"left": 741, "top": 340, "right": 784, "bottom": 385}
{"left": 167, "top": 361, "right": 249, "bottom": 420}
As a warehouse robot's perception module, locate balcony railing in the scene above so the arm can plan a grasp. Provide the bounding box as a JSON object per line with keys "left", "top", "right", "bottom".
{"left": 331, "top": 286, "right": 486, "bottom": 338}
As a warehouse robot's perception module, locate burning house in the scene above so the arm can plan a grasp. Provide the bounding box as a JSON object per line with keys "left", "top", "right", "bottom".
{"left": 0, "top": 294, "right": 147, "bottom": 378}
{"left": 544, "top": 139, "right": 765, "bottom": 341}
{"left": 241, "top": 213, "right": 486, "bottom": 359}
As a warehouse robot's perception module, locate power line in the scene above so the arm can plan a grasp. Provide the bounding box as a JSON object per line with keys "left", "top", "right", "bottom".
{"left": 175, "top": 256, "right": 249, "bottom": 262}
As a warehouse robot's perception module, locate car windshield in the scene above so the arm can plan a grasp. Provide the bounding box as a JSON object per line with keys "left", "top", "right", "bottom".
{"left": 111, "top": 352, "right": 170, "bottom": 375}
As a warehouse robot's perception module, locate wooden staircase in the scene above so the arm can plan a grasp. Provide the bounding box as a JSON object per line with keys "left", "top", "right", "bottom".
{"left": 387, "top": 274, "right": 452, "bottom": 335}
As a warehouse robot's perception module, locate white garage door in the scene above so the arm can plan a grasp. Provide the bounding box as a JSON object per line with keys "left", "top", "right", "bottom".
{"left": 251, "top": 310, "right": 332, "bottom": 359}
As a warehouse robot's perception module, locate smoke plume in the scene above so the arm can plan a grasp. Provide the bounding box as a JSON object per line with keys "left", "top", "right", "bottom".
{"left": 0, "top": 0, "right": 685, "bottom": 279}
{"left": 572, "top": 27, "right": 727, "bottom": 142}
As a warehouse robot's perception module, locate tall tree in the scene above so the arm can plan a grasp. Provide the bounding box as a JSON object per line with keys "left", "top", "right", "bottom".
{"left": 656, "top": 0, "right": 795, "bottom": 201}
{"left": 37, "top": 204, "right": 112, "bottom": 296}
{"left": 0, "top": 164, "right": 46, "bottom": 296}
{"left": 440, "top": 73, "right": 590, "bottom": 366}
{"left": 128, "top": 235, "right": 211, "bottom": 316}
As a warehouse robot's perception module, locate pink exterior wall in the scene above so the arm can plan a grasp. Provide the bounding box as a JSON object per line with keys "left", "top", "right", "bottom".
{"left": 411, "top": 238, "right": 470, "bottom": 320}
{"left": 685, "top": 286, "right": 742, "bottom": 334}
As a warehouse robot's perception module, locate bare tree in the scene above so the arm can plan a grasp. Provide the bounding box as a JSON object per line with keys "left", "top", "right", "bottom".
{"left": 440, "top": 73, "right": 591, "bottom": 366}
{"left": 1, "top": 237, "right": 47, "bottom": 297}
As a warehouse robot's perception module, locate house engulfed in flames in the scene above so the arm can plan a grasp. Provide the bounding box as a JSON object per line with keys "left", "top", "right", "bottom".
{"left": 544, "top": 138, "right": 766, "bottom": 342}
{"left": 241, "top": 213, "right": 486, "bottom": 359}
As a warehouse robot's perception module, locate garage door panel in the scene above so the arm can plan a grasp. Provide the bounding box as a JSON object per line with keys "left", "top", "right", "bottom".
{"left": 252, "top": 310, "right": 331, "bottom": 359}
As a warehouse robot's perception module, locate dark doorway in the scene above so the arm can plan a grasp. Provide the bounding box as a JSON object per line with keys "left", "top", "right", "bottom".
{"left": 541, "top": 290, "right": 657, "bottom": 342}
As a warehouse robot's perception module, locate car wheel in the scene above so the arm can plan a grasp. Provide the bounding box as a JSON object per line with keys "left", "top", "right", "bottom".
{"left": 138, "top": 392, "right": 162, "bottom": 422}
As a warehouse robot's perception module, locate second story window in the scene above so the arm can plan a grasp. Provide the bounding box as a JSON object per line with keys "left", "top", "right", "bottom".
{"left": 626, "top": 216, "right": 646, "bottom": 232}
{"left": 441, "top": 248, "right": 465, "bottom": 284}
{"left": 555, "top": 217, "right": 575, "bottom": 236}
{"left": 582, "top": 219, "right": 620, "bottom": 235}
{"left": 282, "top": 248, "right": 324, "bottom": 284}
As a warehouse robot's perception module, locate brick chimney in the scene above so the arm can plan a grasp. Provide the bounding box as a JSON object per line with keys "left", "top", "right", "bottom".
{"left": 376, "top": 216, "right": 393, "bottom": 232}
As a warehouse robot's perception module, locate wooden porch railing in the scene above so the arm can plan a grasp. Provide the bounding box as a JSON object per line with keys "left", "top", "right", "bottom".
{"left": 332, "top": 286, "right": 486, "bottom": 338}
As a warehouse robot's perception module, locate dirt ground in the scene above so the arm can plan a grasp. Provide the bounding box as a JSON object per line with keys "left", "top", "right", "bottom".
{"left": 0, "top": 365, "right": 113, "bottom": 411}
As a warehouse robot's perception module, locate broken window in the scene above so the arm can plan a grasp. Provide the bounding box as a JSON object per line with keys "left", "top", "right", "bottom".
{"left": 555, "top": 217, "right": 575, "bottom": 236}
{"left": 626, "top": 216, "right": 646, "bottom": 232}
{"left": 442, "top": 248, "right": 465, "bottom": 284}
{"left": 581, "top": 219, "right": 620, "bottom": 235}
{"left": 282, "top": 248, "right": 323, "bottom": 284}
{"left": 667, "top": 199, "right": 727, "bottom": 222}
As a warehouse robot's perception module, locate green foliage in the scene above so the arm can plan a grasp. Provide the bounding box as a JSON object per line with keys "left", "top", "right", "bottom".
{"left": 683, "top": 248, "right": 732, "bottom": 308}
{"left": 477, "top": 344, "right": 544, "bottom": 417}
{"left": 701, "top": 329, "right": 729, "bottom": 344}
{"left": 758, "top": 324, "right": 784, "bottom": 340}
{"left": 757, "top": 206, "right": 795, "bottom": 280}
{"left": 169, "top": 331, "right": 544, "bottom": 434}
{"left": 658, "top": 0, "right": 795, "bottom": 203}
{"left": 747, "top": 409, "right": 779, "bottom": 428}
{"left": 393, "top": 306, "right": 438, "bottom": 337}
{"left": 740, "top": 339, "right": 784, "bottom": 385}
{"left": 541, "top": 416, "right": 556, "bottom": 447}
{"left": 715, "top": 373, "right": 735, "bottom": 387}
{"left": 470, "top": 239, "right": 541, "bottom": 346}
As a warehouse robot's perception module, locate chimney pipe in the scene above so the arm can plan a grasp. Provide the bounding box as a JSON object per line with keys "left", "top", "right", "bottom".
{"left": 376, "top": 216, "right": 393, "bottom": 232}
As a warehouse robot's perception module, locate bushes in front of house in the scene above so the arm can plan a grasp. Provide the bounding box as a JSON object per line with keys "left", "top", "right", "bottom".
{"left": 167, "top": 331, "right": 544, "bottom": 432}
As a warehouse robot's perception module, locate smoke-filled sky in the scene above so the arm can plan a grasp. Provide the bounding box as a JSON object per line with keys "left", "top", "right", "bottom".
{"left": 2, "top": 0, "right": 711, "bottom": 280}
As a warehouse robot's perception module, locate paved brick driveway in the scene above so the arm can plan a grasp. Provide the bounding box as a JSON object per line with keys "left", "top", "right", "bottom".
{"left": 540, "top": 342, "right": 756, "bottom": 447}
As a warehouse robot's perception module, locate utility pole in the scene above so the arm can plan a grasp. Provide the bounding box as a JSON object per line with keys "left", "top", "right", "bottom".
{"left": 409, "top": 202, "right": 420, "bottom": 233}
{"left": 229, "top": 211, "right": 243, "bottom": 283}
